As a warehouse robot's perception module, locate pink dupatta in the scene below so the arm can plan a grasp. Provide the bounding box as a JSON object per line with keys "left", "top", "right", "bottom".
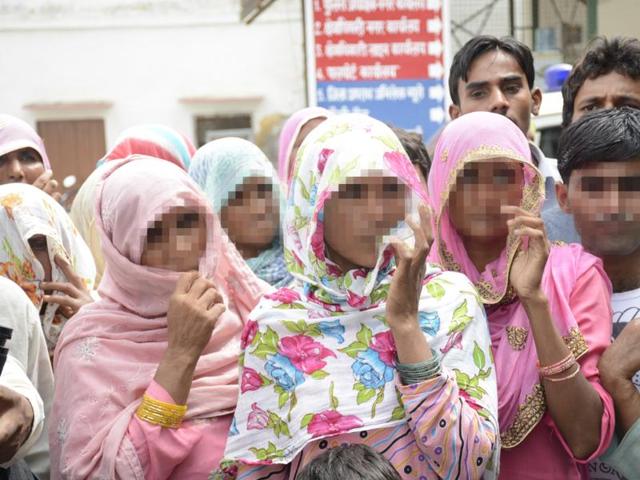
{"left": 50, "top": 157, "right": 269, "bottom": 479}
{"left": 427, "top": 112, "right": 601, "bottom": 448}
{"left": 277, "top": 107, "right": 331, "bottom": 187}
{"left": 0, "top": 114, "right": 51, "bottom": 169}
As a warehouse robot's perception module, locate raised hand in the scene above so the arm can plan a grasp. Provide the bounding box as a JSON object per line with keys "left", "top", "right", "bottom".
{"left": 42, "top": 254, "right": 94, "bottom": 319}
{"left": 32, "top": 170, "right": 61, "bottom": 201}
{"left": 504, "top": 205, "right": 550, "bottom": 302}
{"left": 386, "top": 204, "right": 432, "bottom": 329}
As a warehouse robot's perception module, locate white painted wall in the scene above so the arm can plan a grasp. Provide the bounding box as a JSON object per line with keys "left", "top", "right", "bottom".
{"left": 598, "top": 0, "right": 640, "bottom": 39}
{"left": 0, "top": 0, "right": 306, "bottom": 156}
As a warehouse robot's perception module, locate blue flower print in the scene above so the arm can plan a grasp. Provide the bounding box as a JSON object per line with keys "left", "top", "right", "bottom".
{"left": 318, "top": 320, "right": 346, "bottom": 343}
{"left": 265, "top": 353, "right": 305, "bottom": 391}
{"left": 419, "top": 311, "right": 441, "bottom": 337}
{"left": 352, "top": 348, "right": 395, "bottom": 389}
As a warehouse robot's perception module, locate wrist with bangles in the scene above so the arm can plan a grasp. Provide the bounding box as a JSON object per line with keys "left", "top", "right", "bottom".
{"left": 537, "top": 352, "right": 581, "bottom": 383}
{"left": 136, "top": 394, "right": 187, "bottom": 428}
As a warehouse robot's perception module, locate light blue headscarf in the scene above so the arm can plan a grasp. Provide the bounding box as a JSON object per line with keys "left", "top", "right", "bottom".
{"left": 189, "top": 138, "right": 292, "bottom": 288}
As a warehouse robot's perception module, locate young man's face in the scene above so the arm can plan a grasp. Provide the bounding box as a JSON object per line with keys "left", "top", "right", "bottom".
{"left": 558, "top": 160, "right": 640, "bottom": 256}
{"left": 572, "top": 71, "right": 640, "bottom": 123}
{"left": 449, "top": 49, "right": 542, "bottom": 136}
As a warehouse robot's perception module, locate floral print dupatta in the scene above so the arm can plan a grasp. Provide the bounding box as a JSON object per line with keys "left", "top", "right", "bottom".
{"left": 223, "top": 114, "right": 498, "bottom": 466}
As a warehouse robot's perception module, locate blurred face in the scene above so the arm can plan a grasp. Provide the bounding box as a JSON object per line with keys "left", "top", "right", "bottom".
{"left": 450, "top": 49, "right": 541, "bottom": 136}
{"left": 140, "top": 206, "right": 206, "bottom": 271}
{"left": 572, "top": 72, "right": 640, "bottom": 123}
{"left": 0, "top": 148, "right": 45, "bottom": 185}
{"left": 448, "top": 160, "right": 524, "bottom": 241}
{"left": 558, "top": 160, "right": 640, "bottom": 256}
{"left": 323, "top": 175, "right": 408, "bottom": 270}
{"left": 288, "top": 117, "right": 326, "bottom": 181}
{"left": 28, "top": 235, "right": 52, "bottom": 282}
{"left": 220, "top": 176, "right": 279, "bottom": 256}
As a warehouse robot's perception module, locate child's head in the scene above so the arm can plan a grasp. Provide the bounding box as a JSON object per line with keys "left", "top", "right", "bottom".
{"left": 390, "top": 126, "right": 431, "bottom": 185}
{"left": 295, "top": 444, "right": 401, "bottom": 480}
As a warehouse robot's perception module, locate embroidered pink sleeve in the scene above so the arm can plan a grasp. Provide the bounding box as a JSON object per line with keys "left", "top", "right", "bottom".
{"left": 545, "top": 265, "right": 615, "bottom": 463}
{"left": 125, "top": 380, "right": 205, "bottom": 480}
{"left": 398, "top": 374, "right": 498, "bottom": 478}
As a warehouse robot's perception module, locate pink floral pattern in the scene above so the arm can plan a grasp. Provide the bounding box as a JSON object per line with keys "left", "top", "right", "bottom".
{"left": 306, "top": 410, "right": 364, "bottom": 437}
{"left": 279, "top": 335, "right": 335, "bottom": 374}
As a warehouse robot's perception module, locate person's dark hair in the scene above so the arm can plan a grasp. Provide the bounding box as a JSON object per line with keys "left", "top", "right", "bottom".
{"left": 562, "top": 36, "right": 640, "bottom": 127}
{"left": 390, "top": 126, "right": 431, "bottom": 178}
{"left": 558, "top": 106, "right": 640, "bottom": 183}
{"left": 449, "top": 35, "right": 535, "bottom": 106}
{"left": 295, "top": 444, "right": 401, "bottom": 480}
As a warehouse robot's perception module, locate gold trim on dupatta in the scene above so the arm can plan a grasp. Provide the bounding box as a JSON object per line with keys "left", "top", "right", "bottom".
{"left": 434, "top": 144, "right": 544, "bottom": 306}
{"left": 501, "top": 328, "right": 590, "bottom": 448}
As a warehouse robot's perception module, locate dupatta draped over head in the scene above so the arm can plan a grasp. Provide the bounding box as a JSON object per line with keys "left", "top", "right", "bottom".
{"left": 427, "top": 111, "right": 597, "bottom": 448}
{"left": 50, "top": 157, "right": 269, "bottom": 479}
{"left": 98, "top": 124, "right": 196, "bottom": 170}
{"left": 72, "top": 125, "right": 196, "bottom": 286}
{"left": 189, "top": 137, "right": 292, "bottom": 288}
{"left": 278, "top": 107, "right": 332, "bottom": 188}
{"left": 0, "top": 183, "right": 96, "bottom": 353}
{"left": 224, "top": 114, "right": 498, "bottom": 466}
{"left": 0, "top": 114, "right": 51, "bottom": 169}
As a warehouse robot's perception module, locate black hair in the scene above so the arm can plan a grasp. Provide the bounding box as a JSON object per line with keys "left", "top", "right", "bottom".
{"left": 558, "top": 106, "right": 640, "bottom": 183}
{"left": 562, "top": 37, "right": 640, "bottom": 127}
{"left": 389, "top": 126, "right": 431, "bottom": 178}
{"left": 449, "top": 35, "right": 535, "bottom": 106}
{"left": 295, "top": 444, "right": 401, "bottom": 480}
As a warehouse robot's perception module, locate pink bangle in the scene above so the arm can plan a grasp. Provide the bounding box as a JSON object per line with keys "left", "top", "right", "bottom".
{"left": 538, "top": 352, "right": 576, "bottom": 377}
{"left": 544, "top": 364, "right": 581, "bottom": 383}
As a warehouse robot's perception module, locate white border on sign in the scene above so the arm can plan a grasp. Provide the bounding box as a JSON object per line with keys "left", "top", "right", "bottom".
{"left": 304, "top": 0, "right": 317, "bottom": 106}
{"left": 442, "top": 0, "right": 453, "bottom": 118}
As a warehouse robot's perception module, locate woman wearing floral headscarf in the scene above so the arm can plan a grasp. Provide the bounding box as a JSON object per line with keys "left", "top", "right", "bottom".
{"left": 426, "top": 112, "right": 614, "bottom": 478}
{"left": 190, "top": 138, "right": 292, "bottom": 288}
{"left": 0, "top": 183, "right": 96, "bottom": 356}
{"left": 217, "top": 114, "right": 499, "bottom": 479}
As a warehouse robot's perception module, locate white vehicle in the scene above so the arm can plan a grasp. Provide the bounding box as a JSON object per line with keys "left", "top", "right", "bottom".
{"left": 533, "top": 90, "right": 564, "bottom": 159}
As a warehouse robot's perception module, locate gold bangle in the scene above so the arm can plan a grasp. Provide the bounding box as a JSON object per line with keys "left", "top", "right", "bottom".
{"left": 544, "top": 364, "right": 581, "bottom": 383}
{"left": 136, "top": 394, "right": 187, "bottom": 428}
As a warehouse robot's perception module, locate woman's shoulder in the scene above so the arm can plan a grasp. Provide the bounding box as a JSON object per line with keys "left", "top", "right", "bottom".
{"left": 548, "top": 241, "right": 604, "bottom": 279}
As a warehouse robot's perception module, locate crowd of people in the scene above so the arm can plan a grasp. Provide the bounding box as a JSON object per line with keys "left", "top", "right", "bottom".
{"left": 0, "top": 34, "right": 639, "bottom": 480}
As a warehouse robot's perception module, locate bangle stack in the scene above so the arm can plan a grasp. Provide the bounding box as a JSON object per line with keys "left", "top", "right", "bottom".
{"left": 538, "top": 353, "right": 580, "bottom": 383}
{"left": 396, "top": 349, "right": 441, "bottom": 385}
{"left": 136, "top": 394, "right": 187, "bottom": 428}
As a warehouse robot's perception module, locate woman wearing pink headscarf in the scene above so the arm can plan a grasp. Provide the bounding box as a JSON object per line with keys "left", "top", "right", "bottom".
{"left": 49, "top": 157, "right": 269, "bottom": 479}
{"left": 0, "top": 114, "right": 60, "bottom": 199}
{"left": 278, "top": 107, "right": 331, "bottom": 190}
{"left": 427, "top": 111, "right": 615, "bottom": 479}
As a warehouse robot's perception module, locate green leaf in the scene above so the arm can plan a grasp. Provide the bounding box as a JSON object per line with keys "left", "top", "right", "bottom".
{"left": 472, "top": 341, "right": 486, "bottom": 370}
{"left": 330, "top": 381, "right": 339, "bottom": 409}
{"left": 263, "top": 327, "right": 279, "bottom": 350}
{"left": 311, "top": 370, "right": 329, "bottom": 380}
{"left": 309, "top": 325, "right": 322, "bottom": 337}
{"left": 452, "top": 299, "right": 468, "bottom": 321}
{"left": 283, "top": 320, "right": 305, "bottom": 334}
{"left": 339, "top": 341, "right": 368, "bottom": 358}
{"left": 278, "top": 390, "right": 289, "bottom": 409}
{"left": 357, "top": 387, "right": 376, "bottom": 404}
{"left": 344, "top": 273, "right": 353, "bottom": 289}
{"left": 469, "top": 376, "right": 480, "bottom": 387}
{"left": 259, "top": 373, "right": 273, "bottom": 386}
{"left": 298, "top": 178, "right": 311, "bottom": 200}
{"left": 391, "top": 405, "right": 405, "bottom": 421}
{"left": 356, "top": 324, "right": 373, "bottom": 346}
{"left": 300, "top": 413, "right": 314, "bottom": 429}
{"left": 426, "top": 281, "right": 446, "bottom": 300}
{"left": 454, "top": 369, "right": 471, "bottom": 389}
{"left": 375, "top": 135, "right": 401, "bottom": 151}
{"left": 280, "top": 421, "right": 291, "bottom": 438}
{"left": 478, "top": 367, "right": 492, "bottom": 380}
{"left": 252, "top": 342, "right": 278, "bottom": 360}
{"left": 353, "top": 382, "right": 365, "bottom": 392}
{"left": 251, "top": 331, "right": 262, "bottom": 347}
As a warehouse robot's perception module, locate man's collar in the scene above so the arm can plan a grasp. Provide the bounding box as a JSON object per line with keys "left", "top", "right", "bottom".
{"left": 530, "top": 142, "right": 562, "bottom": 182}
